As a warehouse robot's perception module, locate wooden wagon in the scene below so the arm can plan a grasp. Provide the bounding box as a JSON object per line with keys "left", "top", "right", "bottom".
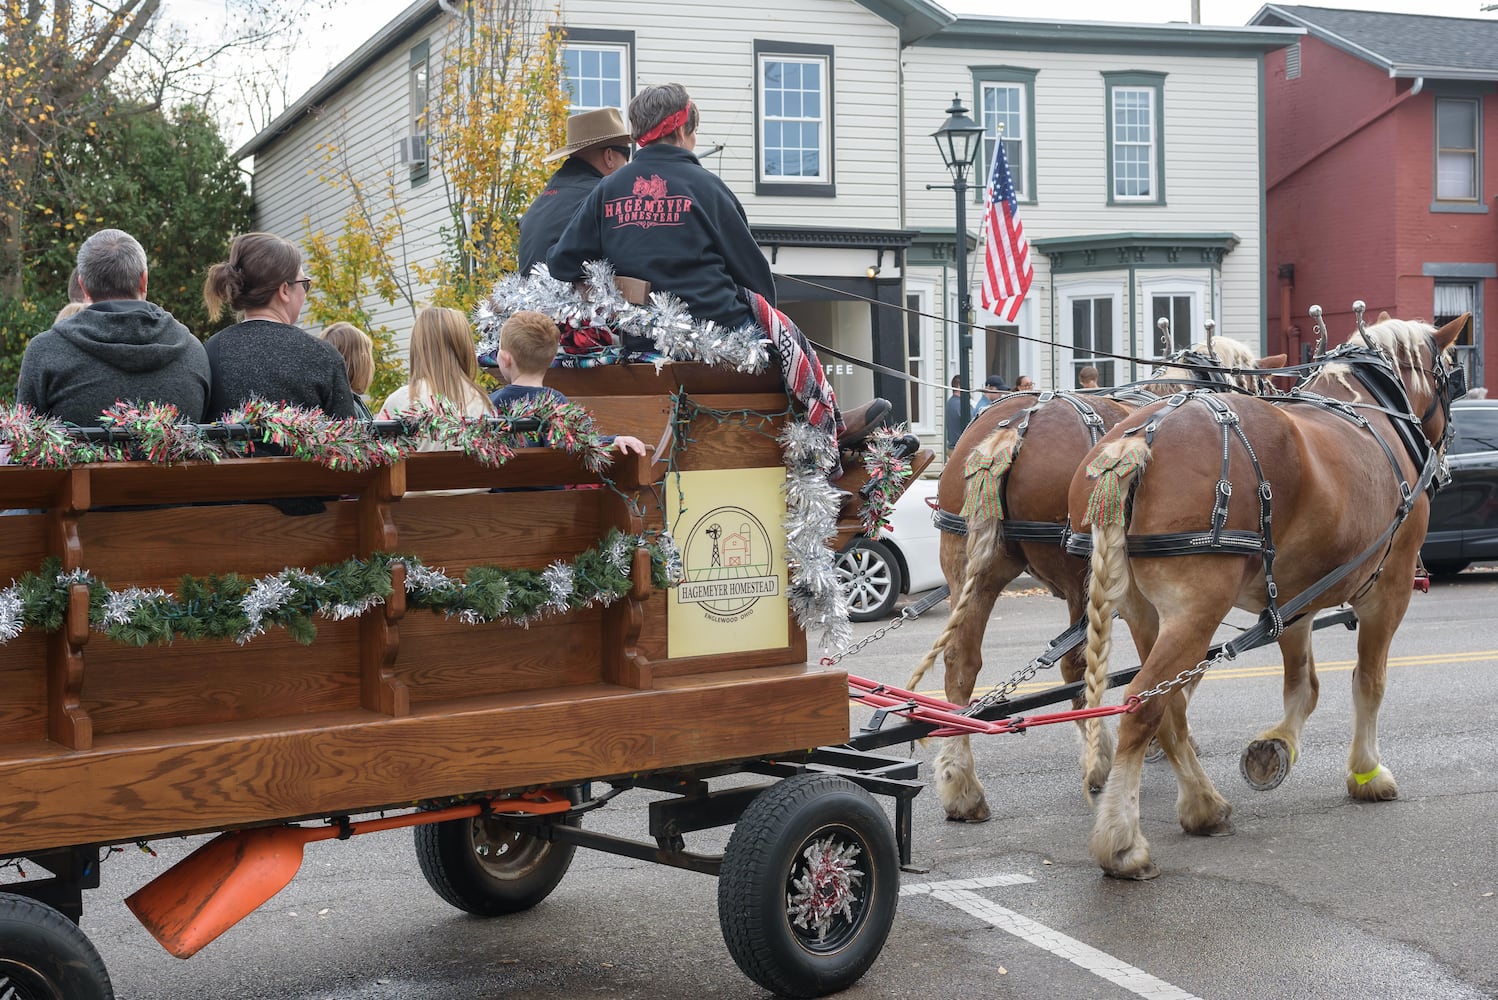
{"left": 0, "top": 364, "right": 932, "bottom": 1000}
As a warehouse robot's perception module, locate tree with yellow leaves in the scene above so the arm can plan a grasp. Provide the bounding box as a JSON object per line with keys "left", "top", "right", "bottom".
{"left": 308, "top": 0, "right": 567, "bottom": 327}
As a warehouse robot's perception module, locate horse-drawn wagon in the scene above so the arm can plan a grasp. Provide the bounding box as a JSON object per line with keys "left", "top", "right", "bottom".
{"left": 0, "top": 362, "right": 935, "bottom": 1000}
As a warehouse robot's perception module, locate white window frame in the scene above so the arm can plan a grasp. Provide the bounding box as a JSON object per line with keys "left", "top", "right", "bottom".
{"left": 562, "top": 40, "right": 630, "bottom": 115}
{"left": 1058, "top": 278, "right": 1125, "bottom": 384}
{"left": 755, "top": 43, "right": 833, "bottom": 192}
{"left": 1435, "top": 96, "right": 1480, "bottom": 203}
{"left": 980, "top": 81, "right": 1027, "bottom": 202}
{"left": 1111, "top": 86, "right": 1156, "bottom": 201}
{"left": 905, "top": 280, "right": 937, "bottom": 435}
{"left": 1139, "top": 273, "right": 1213, "bottom": 356}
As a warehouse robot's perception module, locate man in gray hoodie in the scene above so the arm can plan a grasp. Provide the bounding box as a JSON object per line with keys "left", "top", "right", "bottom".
{"left": 17, "top": 229, "right": 210, "bottom": 425}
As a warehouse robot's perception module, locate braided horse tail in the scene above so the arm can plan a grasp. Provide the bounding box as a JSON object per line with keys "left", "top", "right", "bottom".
{"left": 906, "top": 426, "right": 1019, "bottom": 690}
{"left": 1080, "top": 436, "right": 1152, "bottom": 800}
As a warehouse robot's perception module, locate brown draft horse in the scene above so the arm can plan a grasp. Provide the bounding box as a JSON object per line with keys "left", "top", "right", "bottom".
{"left": 910, "top": 340, "right": 1284, "bottom": 823}
{"left": 1070, "top": 315, "right": 1463, "bottom": 879}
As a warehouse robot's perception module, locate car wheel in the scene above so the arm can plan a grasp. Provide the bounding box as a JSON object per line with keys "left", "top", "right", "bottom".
{"left": 1424, "top": 560, "right": 1470, "bottom": 578}
{"left": 836, "top": 538, "right": 902, "bottom": 622}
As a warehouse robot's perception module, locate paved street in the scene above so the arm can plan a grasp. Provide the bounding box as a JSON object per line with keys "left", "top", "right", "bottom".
{"left": 85, "top": 571, "right": 1498, "bottom": 999}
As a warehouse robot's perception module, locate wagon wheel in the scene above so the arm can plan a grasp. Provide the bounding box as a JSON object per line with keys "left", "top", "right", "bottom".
{"left": 718, "top": 773, "right": 898, "bottom": 998}
{"left": 0, "top": 892, "right": 115, "bottom": 1000}
{"left": 415, "top": 798, "right": 580, "bottom": 916}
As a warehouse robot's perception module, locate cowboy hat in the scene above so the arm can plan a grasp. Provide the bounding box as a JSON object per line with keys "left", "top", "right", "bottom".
{"left": 543, "top": 108, "right": 630, "bottom": 163}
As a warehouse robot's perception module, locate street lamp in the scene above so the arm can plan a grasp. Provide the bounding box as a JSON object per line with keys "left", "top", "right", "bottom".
{"left": 930, "top": 94, "right": 985, "bottom": 434}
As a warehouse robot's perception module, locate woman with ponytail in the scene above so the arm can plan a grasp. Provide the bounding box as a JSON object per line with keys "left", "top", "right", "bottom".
{"left": 202, "top": 232, "right": 360, "bottom": 422}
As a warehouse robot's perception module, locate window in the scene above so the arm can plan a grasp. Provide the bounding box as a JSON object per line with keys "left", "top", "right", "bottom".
{"left": 1072, "top": 297, "right": 1116, "bottom": 386}
{"left": 905, "top": 287, "right": 936, "bottom": 434}
{"left": 407, "top": 41, "right": 429, "bottom": 184}
{"left": 754, "top": 40, "right": 834, "bottom": 196}
{"left": 560, "top": 29, "right": 634, "bottom": 115}
{"left": 1435, "top": 279, "right": 1481, "bottom": 382}
{"left": 973, "top": 67, "right": 1036, "bottom": 203}
{"left": 1152, "top": 294, "right": 1193, "bottom": 354}
{"left": 1435, "top": 97, "right": 1479, "bottom": 203}
{"left": 1449, "top": 407, "right": 1498, "bottom": 456}
{"left": 1103, "top": 72, "right": 1165, "bottom": 205}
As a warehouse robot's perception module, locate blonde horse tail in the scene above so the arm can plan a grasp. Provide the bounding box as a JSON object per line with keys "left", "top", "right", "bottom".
{"left": 906, "top": 427, "right": 1018, "bottom": 691}
{"left": 1080, "top": 438, "right": 1152, "bottom": 793}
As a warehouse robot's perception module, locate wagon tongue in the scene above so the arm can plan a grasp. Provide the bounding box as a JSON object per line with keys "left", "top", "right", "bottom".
{"left": 125, "top": 794, "right": 570, "bottom": 958}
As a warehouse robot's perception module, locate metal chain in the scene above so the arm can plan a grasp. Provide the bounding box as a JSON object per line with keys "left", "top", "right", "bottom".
{"left": 966, "top": 656, "right": 1048, "bottom": 714}
{"left": 1131, "top": 647, "right": 1236, "bottom": 705}
{"left": 820, "top": 609, "right": 910, "bottom": 667}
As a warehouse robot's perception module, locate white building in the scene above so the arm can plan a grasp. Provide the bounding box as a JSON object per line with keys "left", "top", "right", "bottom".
{"left": 235, "top": 0, "right": 1298, "bottom": 455}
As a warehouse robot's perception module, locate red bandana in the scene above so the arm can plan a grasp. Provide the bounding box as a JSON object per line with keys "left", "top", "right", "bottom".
{"left": 636, "top": 108, "right": 690, "bottom": 147}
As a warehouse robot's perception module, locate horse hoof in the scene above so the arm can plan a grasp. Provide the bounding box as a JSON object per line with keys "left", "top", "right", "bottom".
{"left": 1190, "top": 818, "right": 1235, "bottom": 838}
{"left": 945, "top": 811, "right": 993, "bottom": 824}
{"left": 1144, "top": 738, "right": 1165, "bottom": 763}
{"left": 1240, "top": 738, "right": 1291, "bottom": 791}
{"left": 1103, "top": 861, "right": 1160, "bottom": 881}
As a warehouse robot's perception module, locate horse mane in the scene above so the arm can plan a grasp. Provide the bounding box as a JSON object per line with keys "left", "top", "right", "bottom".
{"left": 1144, "top": 338, "right": 1261, "bottom": 394}
{"left": 1316, "top": 317, "right": 1439, "bottom": 399}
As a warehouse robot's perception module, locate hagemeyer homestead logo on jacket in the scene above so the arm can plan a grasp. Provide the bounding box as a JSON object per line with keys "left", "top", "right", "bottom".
{"left": 604, "top": 174, "right": 693, "bottom": 230}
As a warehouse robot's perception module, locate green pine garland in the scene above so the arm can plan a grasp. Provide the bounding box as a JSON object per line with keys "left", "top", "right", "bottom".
{"left": 0, "top": 530, "right": 677, "bottom": 648}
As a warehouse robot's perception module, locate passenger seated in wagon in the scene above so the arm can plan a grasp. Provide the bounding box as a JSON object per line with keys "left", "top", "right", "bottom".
{"left": 545, "top": 82, "right": 889, "bottom": 458}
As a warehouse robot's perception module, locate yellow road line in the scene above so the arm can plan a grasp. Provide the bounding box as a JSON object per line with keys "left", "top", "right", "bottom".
{"left": 911, "top": 649, "right": 1498, "bottom": 700}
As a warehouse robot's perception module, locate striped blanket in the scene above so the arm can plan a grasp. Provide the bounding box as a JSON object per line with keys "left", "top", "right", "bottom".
{"left": 743, "top": 289, "right": 845, "bottom": 449}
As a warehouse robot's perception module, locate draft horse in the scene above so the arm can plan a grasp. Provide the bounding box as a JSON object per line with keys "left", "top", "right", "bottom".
{"left": 911, "top": 339, "right": 1283, "bottom": 823}
{"left": 1069, "top": 315, "right": 1464, "bottom": 879}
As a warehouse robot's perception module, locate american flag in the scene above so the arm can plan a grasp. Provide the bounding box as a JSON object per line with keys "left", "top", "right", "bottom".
{"left": 979, "top": 138, "right": 1033, "bottom": 322}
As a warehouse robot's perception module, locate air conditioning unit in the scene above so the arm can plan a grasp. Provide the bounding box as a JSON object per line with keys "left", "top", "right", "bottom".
{"left": 397, "top": 133, "right": 428, "bottom": 166}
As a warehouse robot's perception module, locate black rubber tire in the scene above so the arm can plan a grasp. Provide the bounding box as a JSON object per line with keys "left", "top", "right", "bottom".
{"left": 414, "top": 807, "right": 578, "bottom": 916}
{"left": 1424, "top": 560, "right": 1470, "bottom": 579}
{"left": 0, "top": 892, "right": 115, "bottom": 1000}
{"left": 837, "top": 538, "right": 903, "bottom": 622}
{"left": 718, "top": 773, "right": 899, "bottom": 998}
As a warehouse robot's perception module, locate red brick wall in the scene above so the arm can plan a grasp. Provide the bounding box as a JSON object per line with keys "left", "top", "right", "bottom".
{"left": 1264, "top": 33, "right": 1498, "bottom": 389}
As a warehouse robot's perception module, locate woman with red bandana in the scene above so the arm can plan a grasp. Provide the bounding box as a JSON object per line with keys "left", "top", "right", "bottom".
{"left": 547, "top": 82, "right": 776, "bottom": 337}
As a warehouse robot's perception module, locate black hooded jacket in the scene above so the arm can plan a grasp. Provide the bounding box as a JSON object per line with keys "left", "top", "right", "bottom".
{"left": 517, "top": 157, "right": 605, "bottom": 276}
{"left": 547, "top": 143, "right": 775, "bottom": 329}
{"left": 16, "top": 300, "right": 211, "bottom": 425}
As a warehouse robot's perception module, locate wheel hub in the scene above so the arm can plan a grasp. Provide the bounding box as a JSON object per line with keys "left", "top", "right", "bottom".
{"left": 785, "top": 834, "right": 865, "bottom": 945}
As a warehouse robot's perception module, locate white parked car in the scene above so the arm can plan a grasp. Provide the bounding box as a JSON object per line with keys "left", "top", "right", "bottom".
{"left": 836, "top": 476, "right": 945, "bottom": 621}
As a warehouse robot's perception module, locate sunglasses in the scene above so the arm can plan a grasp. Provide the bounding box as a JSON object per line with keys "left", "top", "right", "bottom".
{"left": 290, "top": 278, "right": 313, "bottom": 291}
{"left": 607, "top": 145, "right": 632, "bottom": 162}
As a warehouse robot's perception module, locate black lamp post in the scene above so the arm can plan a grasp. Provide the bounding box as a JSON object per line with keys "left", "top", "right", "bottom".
{"left": 929, "top": 95, "right": 986, "bottom": 436}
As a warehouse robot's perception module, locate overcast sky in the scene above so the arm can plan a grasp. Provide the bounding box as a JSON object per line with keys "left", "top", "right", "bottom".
{"left": 160, "top": 0, "right": 1497, "bottom": 144}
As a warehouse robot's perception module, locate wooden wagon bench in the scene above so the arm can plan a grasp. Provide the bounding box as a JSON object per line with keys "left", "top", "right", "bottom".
{"left": 0, "top": 363, "right": 934, "bottom": 1000}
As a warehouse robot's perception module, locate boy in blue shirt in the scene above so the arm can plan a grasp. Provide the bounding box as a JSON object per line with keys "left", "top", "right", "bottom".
{"left": 491, "top": 310, "right": 648, "bottom": 455}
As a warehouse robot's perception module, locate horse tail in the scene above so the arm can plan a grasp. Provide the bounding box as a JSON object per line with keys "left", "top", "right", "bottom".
{"left": 906, "top": 426, "right": 1018, "bottom": 691}
{"left": 1080, "top": 437, "right": 1152, "bottom": 790}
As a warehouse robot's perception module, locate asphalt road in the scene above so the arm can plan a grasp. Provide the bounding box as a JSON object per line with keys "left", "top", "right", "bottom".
{"left": 82, "top": 570, "right": 1498, "bottom": 1000}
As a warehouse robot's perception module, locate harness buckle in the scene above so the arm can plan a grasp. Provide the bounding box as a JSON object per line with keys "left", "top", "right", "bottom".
{"left": 1259, "top": 482, "right": 1272, "bottom": 501}
{"left": 1266, "top": 581, "right": 1278, "bottom": 600}
{"left": 1217, "top": 480, "right": 1233, "bottom": 499}
{"left": 1213, "top": 407, "right": 1240, "bottom": 426}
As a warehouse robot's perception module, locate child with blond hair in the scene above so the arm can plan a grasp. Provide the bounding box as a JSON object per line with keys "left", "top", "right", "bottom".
{"left": 320, "top": 322, "right": 376, "bottom": 420}
{"left": 379, "top": 307, "right": 495, "bottom": 437}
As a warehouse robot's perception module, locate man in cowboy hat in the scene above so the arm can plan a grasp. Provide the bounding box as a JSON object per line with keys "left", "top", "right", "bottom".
{"left": 516, "top": 107, "right": 633, "bottom": 276}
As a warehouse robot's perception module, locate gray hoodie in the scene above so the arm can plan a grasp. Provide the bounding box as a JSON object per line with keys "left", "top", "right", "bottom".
{"left": 16, "top": 300, "right": 211, "bottom": 426}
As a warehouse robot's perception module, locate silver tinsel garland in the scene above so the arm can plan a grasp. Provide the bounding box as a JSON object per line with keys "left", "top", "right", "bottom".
{"left": 475, "top": 261, "right": 770, "bottom": 375}
{"left": 779, "top": 423, "right": 853, "bottom": 652}
{"left": 542, "top": 561, "right": 575, "bottom": 613}
{"left": 477, "top": 264, "right": 853, "bottom": 650}
{"left": 101, "top": 588, "right": 169, "bottom": 628}
{"left": 0, "top": 586, "right": 21, "bottom": 642}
